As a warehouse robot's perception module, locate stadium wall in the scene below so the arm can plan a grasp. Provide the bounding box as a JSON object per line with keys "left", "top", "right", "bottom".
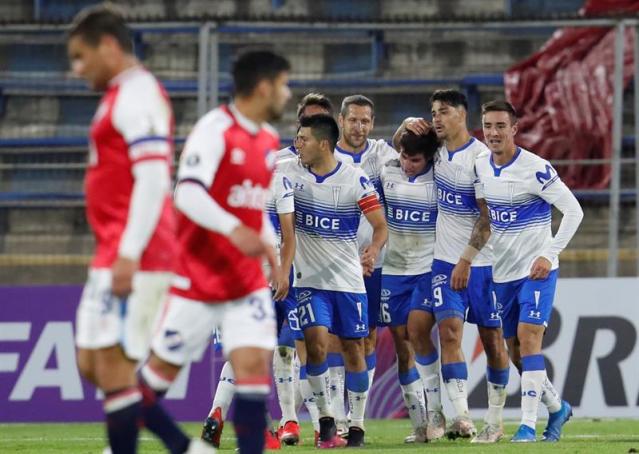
{"left": 1, "top": 278, "right": 638, "bottom": 422}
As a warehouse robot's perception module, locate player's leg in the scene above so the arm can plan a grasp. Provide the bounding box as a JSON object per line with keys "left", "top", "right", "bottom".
{"left": 406, "top": 272, "right": 445, "bottom": 441}
{"left": 382, "top": 274, "right": 427, "bottom": 443}
{"left": 145, "top": 295, "right": 219, "bottom": 453}
{"left": 326, "top": 334, "right": 347, "bottom": 436}
{"left": 431, "top": 260, "right": 475, "bottom": 439}
{"left": 295, "top": 338, "right": 321, "bottom": 444}
{"left": 335, "top": 292, "right": 369, "bottom": 447}
{"left": 298, "top": 288, "right": 344, "bottom": 448}
{"left": 363, "top": 267, "right": 382, "bottom": 386}
{"left": 274, "top": 296, "right": 299, "bottom": 437}
{"left": 220, "top": 287, "right": 277, "bottom": 454}
{"left": 467, "top": 266, "right": 509, "bottom": 443}
{"left": 201, "top": 358, "right": 234, "bottom": 448}
{"left": 512, "top": 270, "right": 570, "bottom": 443}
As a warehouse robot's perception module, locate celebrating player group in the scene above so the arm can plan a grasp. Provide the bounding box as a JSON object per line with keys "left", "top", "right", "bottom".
{"left": 68, "top": 4, "right": 584, "bottom": 454}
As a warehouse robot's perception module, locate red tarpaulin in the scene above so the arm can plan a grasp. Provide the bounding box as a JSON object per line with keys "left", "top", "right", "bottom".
{"left": 504, "top": 0, "right": 639, "bottom": 189}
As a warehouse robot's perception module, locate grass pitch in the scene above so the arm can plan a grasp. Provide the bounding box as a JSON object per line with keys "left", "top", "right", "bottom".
{"left": 1, "top": 418, "right": 638, "bottom": 453}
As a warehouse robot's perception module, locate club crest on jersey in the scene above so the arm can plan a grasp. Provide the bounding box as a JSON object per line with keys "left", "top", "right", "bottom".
{"left": 230, "top": 147, "right": 246, "bottom": 165}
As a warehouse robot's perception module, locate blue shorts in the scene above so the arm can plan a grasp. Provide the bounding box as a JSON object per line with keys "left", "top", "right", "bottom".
{"left": 379, "top": 272, "right": 433, "bottom": 327}
{"left": 431, "top": 259, "right": 501, "bottom": 329}
{"left": 364, "top": 268, "right": 382, "bottom": 329}
{"left": 296, "top": 287, "right": 369, "bottom": 339}
{"left": 286, "top": 296, "right": 304, "bottom": 342}
{"left": 496, "top": 269, "right": 559, "bottom": 339}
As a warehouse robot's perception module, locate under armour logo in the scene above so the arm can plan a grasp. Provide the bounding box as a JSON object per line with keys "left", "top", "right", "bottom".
{"left": 355, "top": 323, "right": 367, "bottom": 332}
{"left": 490, "top": 312, "right": 500, "bottom": 320}
{"left": 528, "top": 310, "right": 541, "bottom": 319}
{"left": 294, "top": 182, "right": 305, "bottom": 191}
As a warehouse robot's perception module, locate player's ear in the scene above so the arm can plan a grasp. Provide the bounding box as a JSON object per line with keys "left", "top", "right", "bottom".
{"left": 512, "top": 122, "right": 518, "bottom": 137}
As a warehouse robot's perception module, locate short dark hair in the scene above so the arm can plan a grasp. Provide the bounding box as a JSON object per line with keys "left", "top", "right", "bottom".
{"left": 340, "top": 94, "right": 375, "bottom": 117}
{"left": 232, "top": 50, "right": 290, "bottom": 97}
{"left": 296, "top": 93, "right": 334, "bottom": 119}
{"left": 430, "top": 89, "right": 468, "bottom": 111}
{"left": 68, "top": 3, "right": 133, "bottom": 54}
{"left": 299, "top": 114, "right": 340, "bottom": 151}
{"left": 399, "top": 129, "right": 440, "bottom": 160}
{"left": 481, "top": 100, "right": 518, "bottom": 124}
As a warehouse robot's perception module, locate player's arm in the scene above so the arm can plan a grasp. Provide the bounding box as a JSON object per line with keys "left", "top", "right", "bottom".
{"left": 391, "top": 117, "right": 431, "bottom": 149}
{"left": 174, "top": 113, "right": 267, "bottom": 257}
{"left": 111, "top": 83, "right": 173, "bottom": 297}
{"left": 451, "top": 198, "right": 492, "bottom": 291}
{"left": 273, "top": 212, "right": 295, "bottom": 301}
{"left": 359, "top": 195, "right": 388, "bottom": 277}
{"left": 113, "top": 161, "right": 171, "bottom": 296}
{"left": 530, "top": 185, "right": 584, "bottom": 280}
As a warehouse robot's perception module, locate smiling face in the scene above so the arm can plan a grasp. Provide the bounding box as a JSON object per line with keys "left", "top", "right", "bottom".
{"left": 482, "top": 110, "right": 518, "bottom": 160}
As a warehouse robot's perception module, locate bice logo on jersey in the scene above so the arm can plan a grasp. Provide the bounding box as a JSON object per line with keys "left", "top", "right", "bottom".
{"left": 228, "top": 179, "right": 269, "bottom": 209}
{"left": 391, "top": 207, "right": 430, "bottom": 223}
{"left": 437, "top": 187, "right": 463, "bottom": 205}
{"left": 489, "top": 207, "right": 517, "bottom": 223}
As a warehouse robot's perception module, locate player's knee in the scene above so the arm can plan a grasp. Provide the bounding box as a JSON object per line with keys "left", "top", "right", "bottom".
{"left": 76, "top": 350, "right": 95, "bottom": 384}
{"left": 438, "top": 321, "right": 461, "bottom": 348}
{"left": 479, "top": 328, "right": 506, "bottom": 359}
{"left": 306, "top": 342, "right": 327, "bottom": 364}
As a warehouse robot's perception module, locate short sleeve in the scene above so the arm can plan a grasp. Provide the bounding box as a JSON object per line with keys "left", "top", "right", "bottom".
{"left": 112, "top": 73, "right": 172, "bottom": 164}
{"left": 354, "top": 167, "right": 381, "bottom": 214}
{"left": 273, "top": 171, "right": 295, "bottom": 214}
{"left": 177, "top": 110, "right": 230, "bottom": 189}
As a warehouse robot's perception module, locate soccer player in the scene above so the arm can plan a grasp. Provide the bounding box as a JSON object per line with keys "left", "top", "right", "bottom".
{"left": 475, "top": 100, "right": 582, "bottom": 442}
{"left": 394, "top": 90, "right": 510, "bottom": 443}
{"left": 334, "top": 94, "right": 398, "bottom": 420}
{"left": 200, "top": 93, "right": 334, "bottom": 449}
{"left": 67, "top": 6, "right": 176, "bottom": 453}
{"left": 140, "top": 50, "right": 291, "bottom": 454}
{"left": 292, "top": 114, "right": 388, "bottom": 447}
{"left": 378, "top": 129, "right": 443, "bottom": 442}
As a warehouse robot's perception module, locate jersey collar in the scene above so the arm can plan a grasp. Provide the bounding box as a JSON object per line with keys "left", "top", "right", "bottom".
{"left": 446, "top": 137, "right": 475, "bottom": 161}
{"left": 490, "top": 147, "right": 522, "bottom": 177}
{"left": 228, "top": 103, "right": 261, "bottom": 135}
{"left": 407, "top": 160, "right": 433, "bottom": 183}
{"left": 335, "top": 140, "right": 370, "bottom": 164}
{"left": 308, "top": 161, "right": 342, "bottom": 183}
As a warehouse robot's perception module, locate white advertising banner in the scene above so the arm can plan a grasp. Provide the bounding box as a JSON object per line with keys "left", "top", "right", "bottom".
{"left": 459, "top": 277, "right": 639, "bottom": 419}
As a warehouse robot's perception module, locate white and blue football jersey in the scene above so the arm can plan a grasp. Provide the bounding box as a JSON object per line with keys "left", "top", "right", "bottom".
{"left": 265, "top": 157, "right": 296, "bottom": 249}
{"left": 335, "top": 138, "right": 398, "bottom": 268}
{"left": 380, "top": 159, "right": 437, "bottom": 275}
{"left": 275, "top": 145, "right": 298, "bottom": 163}
{"left": 433, "top": 137, "right": 492, "bottom": 266}
{"left": 475, "top": 147, "right": 572, "bottom": 282}
{"left": 290, "top": 160, "right": 380, "bottom": 293}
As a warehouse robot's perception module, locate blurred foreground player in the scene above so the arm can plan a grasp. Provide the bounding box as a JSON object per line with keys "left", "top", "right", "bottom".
{"left": 68, "top": 5, "right": 176, "bottom": 453}
{"left": 139, "top": 50, "right": 291, "bottom": 454}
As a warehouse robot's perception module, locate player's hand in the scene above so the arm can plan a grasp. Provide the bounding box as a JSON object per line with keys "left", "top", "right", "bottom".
{"left": 360, "top": 245, "right": 379, "bottom": 277}
{"left": 272, "top": 265, "right": 290, "bottom": 301}
{"left": 404, "top": 117, "right": 431, "bottom": 136}
{"left": 229, "top": 224, "right": 267, "bottom": 257}
{"left": 451, "top": 259, "right": 471, "bottom": 291}
{"left": 111, "top": 256, "right": 138, "bottom": 297}
{"left": 529, "top": 257, "right": 552, "bottom": 280}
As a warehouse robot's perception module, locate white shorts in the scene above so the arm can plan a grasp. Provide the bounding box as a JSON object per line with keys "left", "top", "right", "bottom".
{"left": 151, "top": 287, "right": 277, "bottom": 366}
{"left": 75, "top": 268, "right": 172, "bottom": 360}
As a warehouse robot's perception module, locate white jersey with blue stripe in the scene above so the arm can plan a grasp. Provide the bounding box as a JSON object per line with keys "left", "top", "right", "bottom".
{"left": 475, "top": 147, "right": 571, "bottom": 282}
{"left": 433, "top": 137, "right": 492, "bottom": 266}
{"left": 290, "top": 160, "right": 378, "bottom": 293}
{"left": 265, "top": 157, "right": 296, "bottom": 248}
{"left": 275, "top": 145, "right": 298, "bottom": 163}
{"left": 335, "top": 138, "right": 398, "bottom": 268}
{"left": 380, "top": 159, "right": 437, "bottom": 275}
